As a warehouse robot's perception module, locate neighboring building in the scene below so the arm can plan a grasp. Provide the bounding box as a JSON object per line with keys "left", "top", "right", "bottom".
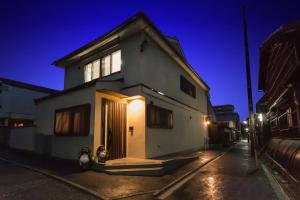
{"left": 258, "top": 22, "right": 300, "bottom": 138}
{"left": 212, "top": 105, "right": 240, "bottom": 142}
{"left": 207, "top": 98, "right": 216, "bottom": 122}
{"left": 35, "top": 12, "right": 211, "bottom": 161}
{"left": 213, "top": 105, "right": 240, "bottom": 131}
{"left": 258, "top": 22, "right": 300, "bottom": 181}
{"left": 0, "top": 77, "right": 57, "bottom": 148}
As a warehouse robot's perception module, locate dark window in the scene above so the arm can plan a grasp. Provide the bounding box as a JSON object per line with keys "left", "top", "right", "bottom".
{"left": 147, "top": 104, "right": 173, "bottom": 129}
{"left": 54, "top": 104, "right": 90, "bottom": 136}
{"left": 180, "top": 76, "right": 196, "bottom": 98}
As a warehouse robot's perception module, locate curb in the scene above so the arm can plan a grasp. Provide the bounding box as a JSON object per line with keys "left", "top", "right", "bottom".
{"left": 261, "top": 163, "right": 290, "bottom": 200}
{"left": 153, "top": 148, "right": 230, "bottom": 199}
{"left": 0, "top": 157, "right": 107, "bottom": 200}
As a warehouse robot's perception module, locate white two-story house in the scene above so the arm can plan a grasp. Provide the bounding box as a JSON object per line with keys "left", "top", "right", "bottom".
{"left": 35, "top": 12, "right": 211, "bottom": 161}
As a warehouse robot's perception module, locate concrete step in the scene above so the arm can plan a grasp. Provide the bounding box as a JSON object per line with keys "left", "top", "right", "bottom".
{"left": 92, "top": 155, "right": 199, "bottom": 176}
{"left": 104, "top": 167, "right": 164, "bottom": 176}
{"left": 92, "top": 161, "right": 164, "bottom": 170}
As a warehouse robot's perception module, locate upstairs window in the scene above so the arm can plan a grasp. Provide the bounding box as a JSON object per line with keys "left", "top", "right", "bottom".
{"left": 84, "top": 60, "right": 100, "bottom": 82}
{"left": 111, "top": 50, "right": 121, "bottom": 73}
{"left": 84, "top": 50, "right": 121, "bottom": 82}
{"left": 147, "top": 104, "right": 173, "bottom": 129}
{"left": 180, "top": 75, "right": 196, "bottom": 98}
{"left": 101, "top": 55, "right": 111, "bottom": 77}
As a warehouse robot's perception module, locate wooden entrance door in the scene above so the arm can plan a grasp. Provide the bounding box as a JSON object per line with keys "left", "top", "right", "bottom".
{"left": 101, "top": 99, "right": 127, "bottom": 160}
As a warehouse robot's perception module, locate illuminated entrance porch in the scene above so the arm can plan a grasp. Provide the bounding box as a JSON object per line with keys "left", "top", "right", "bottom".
{"left": 93, "top": 90, "right": 146, "bottom": 161}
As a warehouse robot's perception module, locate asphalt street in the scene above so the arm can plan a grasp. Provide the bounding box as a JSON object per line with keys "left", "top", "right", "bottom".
{"left": 165, "top": 140, "right": 277, "bottom": 200}
{"left": 0, "top": 160, "right": 99, "bottom": 200}
{"left": 0, "top": 141, "right": 278, "bottom": 200}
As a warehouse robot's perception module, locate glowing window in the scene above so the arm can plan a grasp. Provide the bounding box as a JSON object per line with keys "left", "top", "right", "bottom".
{"left": 111, "top": 50, "right": 121, "bottom": 73}
{"left": 92, "top": 60, "right": 100, "bottom": 79}
{"left": 101, "top": 55, "right": 111, "bottom": 77}
{"left": 84, "top": 50, "right": 121, "bottom": 82}
{"left": 84, "top": 63, "right": 92, "bottom": 82}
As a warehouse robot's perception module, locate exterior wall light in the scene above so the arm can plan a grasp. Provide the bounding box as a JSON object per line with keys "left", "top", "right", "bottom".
{"left": 258, "top": 113, "right": 263, "bottom": 122}
{"left": 205, "top": 116, "right": 211, "bottom": 125}
{"left": 128, "top": 99, "right": 143, "bottom": 112}
{"left": 158, "top": 91, "right": 165, "bottom": 96}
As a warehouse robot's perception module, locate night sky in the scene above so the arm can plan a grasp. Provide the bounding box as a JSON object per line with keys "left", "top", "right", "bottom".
{"left": 1, "top": 0, "right": 300, "bottom": 120}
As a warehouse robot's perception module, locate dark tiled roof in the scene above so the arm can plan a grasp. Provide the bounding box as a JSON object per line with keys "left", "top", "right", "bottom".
{"left": 0, "top": 77, "right": 58, "bottom": 94}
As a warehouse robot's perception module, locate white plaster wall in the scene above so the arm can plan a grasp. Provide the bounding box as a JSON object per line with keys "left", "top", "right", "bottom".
{"left": 0, "top": 84, "right": 52, "bottom": 119}
{"left": 127, "top": 98, "right": 146, "bottom": 158}
{"left": 121, "top": 32, "right": 208, "bottom": 113}
{"left": 121, "top": 33, "right": 144, "bottom": 87}
{"left": 143, "top": 90, "right": 208, "bottom": 158}
{"left": 64, "top": 65, "right": 84, "bottom": 89}
{"left": 120, "top": 32, "right": 209, "bottom": 158}
{"left": 9, "top": 127, "right": 36, "bottom": 151}
{"left": 36, "top": 86, "right": 96, "bottom": 160}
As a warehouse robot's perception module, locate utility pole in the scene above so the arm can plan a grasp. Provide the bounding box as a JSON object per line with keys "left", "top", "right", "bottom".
{"left": 242, "top": 5, "right": 259, "bottom": 168}
{"left": 242, "top": 5, "right": 254, "bottom": 115}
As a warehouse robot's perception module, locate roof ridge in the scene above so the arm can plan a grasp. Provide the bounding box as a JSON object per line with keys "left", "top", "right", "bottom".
{"left": 0, "top": 77, "right": 59, "bottom": 94}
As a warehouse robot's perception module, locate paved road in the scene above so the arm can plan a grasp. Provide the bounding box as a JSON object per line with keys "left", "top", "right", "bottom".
{"left": 0, "top": 160, "right": 99, "bottom": 200}
{"left": 165, "top": 140, "right": 277, "bottom": 200}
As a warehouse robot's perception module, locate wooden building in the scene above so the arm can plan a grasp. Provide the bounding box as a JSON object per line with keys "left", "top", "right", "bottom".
{"left": 258, "top": 22, "right": 300, "bottom": 138}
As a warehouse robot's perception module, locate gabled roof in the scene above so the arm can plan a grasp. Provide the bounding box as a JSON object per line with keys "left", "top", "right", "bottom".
{"left": 52, "top": 11, "right": 209, "bottom": 91}
{"left": 165, "top": 35, "right": 187, "bottom": 62}
{"left": 0, "top": 77, "right": 58, "bottom": 94}
{"left": 258, "top": 21, "right": 300, "bottom": 90}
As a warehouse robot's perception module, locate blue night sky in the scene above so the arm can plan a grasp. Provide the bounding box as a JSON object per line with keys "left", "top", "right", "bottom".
{"left": 1, "top": 0, "right": 300, "bottom": 120}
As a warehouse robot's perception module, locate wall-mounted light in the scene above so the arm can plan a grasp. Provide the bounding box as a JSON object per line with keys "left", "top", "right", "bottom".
{"left": 128, "top": 99, "right": 143, "bottom": 112}
{"left": 158, "top": 91, "right": 165, "bottom": 96}
{"left": 140, "top": 39, "right": 148, "bottom": 52}
{"left": 205, "top": 116, "right": 211, "bottom": 125}
{"left": 243, "top": 120, "right": 247, "bottom": 125}
{"left": 258, "top": 113, "right": 263, "bottom": 122}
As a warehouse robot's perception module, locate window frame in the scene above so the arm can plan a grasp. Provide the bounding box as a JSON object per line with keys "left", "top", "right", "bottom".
{"left": 84, "top": 49, "right": 122, "bottom": 82}
{"left": 53, "top": 104, "right": 91, "bottom": 136}
{"left": 147, "top": 104, "right": 173, "bottom": 129}
{"left": 180, "top": 75, "right": 196, "bottom": 98}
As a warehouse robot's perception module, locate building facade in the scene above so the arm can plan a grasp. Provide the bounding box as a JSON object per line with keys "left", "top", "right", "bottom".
{"left": 213, "top": 105, "right": 240, "bottom": 131}
{"left": 212, "top": 105, "right": 240, "bottom": 142}
{"left": 35, "top": 12, "right": 211, "bottom": 161}
{"left": 0, "top": 78, "right": 57, "bottom": 148}
{"left": 257, "top": 22, "right": 300, "bottom": 181}
{"left": 258, "top": 22, "right": 300, "bottom": 138}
